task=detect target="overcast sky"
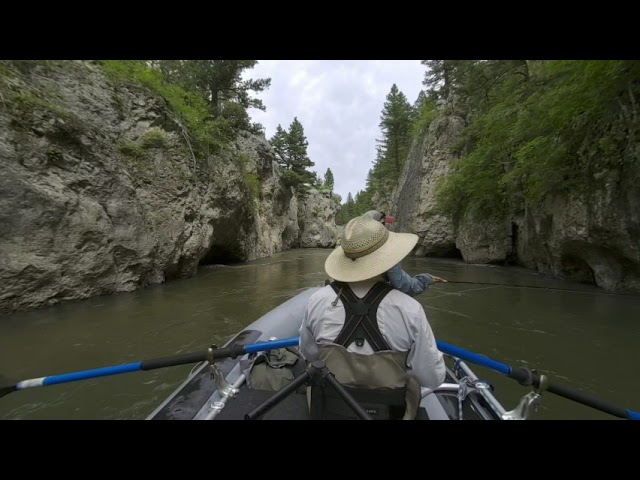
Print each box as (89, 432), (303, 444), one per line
(243, 60), (426, 202)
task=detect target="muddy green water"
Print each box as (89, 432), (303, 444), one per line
(1, 249), (638, 420)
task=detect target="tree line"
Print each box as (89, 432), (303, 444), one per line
(99, 60), (327, 194)
(429, 60), (640, 223)
(336, 60), (640, 226)
(269, 117), (334, 193)
(336, 82), (430, 225)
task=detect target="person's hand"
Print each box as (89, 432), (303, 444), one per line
(429, 275), (447, 283)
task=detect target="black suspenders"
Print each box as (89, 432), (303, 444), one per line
(329, 281), (393, 352)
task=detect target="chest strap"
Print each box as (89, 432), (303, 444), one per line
(329, 281), (393, 352)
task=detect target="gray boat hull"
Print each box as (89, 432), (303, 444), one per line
(147, 287), (505, 420)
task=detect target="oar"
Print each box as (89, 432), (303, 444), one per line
(436, 340), (640, 420)
(0, 337), (299, 399)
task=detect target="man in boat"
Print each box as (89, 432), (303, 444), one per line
(299, 215), (446, 420)
(362, 210), (448, 297)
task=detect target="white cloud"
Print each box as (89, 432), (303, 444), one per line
(242, 60), (425, 202)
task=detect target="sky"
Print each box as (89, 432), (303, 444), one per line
(242, 60), (426, 202)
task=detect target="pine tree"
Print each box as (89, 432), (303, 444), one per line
(269, 117), (316, 191)
(372, 84), (414, 191)
(157, 60), (270, 114)
(324, 168), (334, 191)
(345, 192), (355, 219)
(271, 125), (289, 169)
(287, 118), (314, 177)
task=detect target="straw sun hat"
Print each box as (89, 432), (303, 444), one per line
(325, 215), (418, 283)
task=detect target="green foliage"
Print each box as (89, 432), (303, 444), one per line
(378, 84), (414, 172)
(311, 170), (323, 188)
(99, 60), (269, 155)
(287, 117), (313, 170)
(154, 60), (271, 116)
(270, 117), (316, 192)
(336, 192), (356, 225)
(237, 152), (261, 200)
(119, 141), (146, 160)
(432, 60), (640, 222)
(141, 129), (169, 149)
(12, 91), (71, 119)
(411, 98), (439, 137)
(335, 188), (376, 225)
(100, 61), (221, 150)
(0, 66), (79, 134)
(280, 168), (314, 190)
(366, 84), (416, 200)
(244, 172), (261, 200)
(323, 168), (334, 191)
(270, 125), (288, 167)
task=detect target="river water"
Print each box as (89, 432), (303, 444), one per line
(1, 248), (638, 420)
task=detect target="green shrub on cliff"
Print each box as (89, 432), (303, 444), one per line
(100, 61), (222, 151)
(433, 60), (640, 222)
(99, 60), (269, 154)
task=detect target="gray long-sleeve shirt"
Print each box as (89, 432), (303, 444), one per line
(386, 263), (432, 297)
(299, 278), (446, 389)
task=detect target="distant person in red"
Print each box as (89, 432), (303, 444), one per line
(363, 211), (447, 296)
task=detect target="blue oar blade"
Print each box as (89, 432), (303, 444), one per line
(245, 337), (299, 353)
(42, 362), (143, 386)
(627, 410), (640, 420)
(15, 362), (143, 391)
(436, 340), (511, 376)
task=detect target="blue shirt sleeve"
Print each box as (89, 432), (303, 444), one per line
(386, 263), (432, 297)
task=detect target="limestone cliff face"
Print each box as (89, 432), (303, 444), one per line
(297, 188), (340, 248)
(517, 154), (640, 292)
(388, 99), (461, 257)
(0, 61), (336, 314)
(389, 93), (640, 292)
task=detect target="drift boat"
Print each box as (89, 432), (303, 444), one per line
(146, 287), (535, 420)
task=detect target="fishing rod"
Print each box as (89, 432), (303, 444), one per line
(439, 280), (638, 297)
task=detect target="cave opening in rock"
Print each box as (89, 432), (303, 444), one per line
(446, 246), (464, 259)
(560, 254), (596, 286)
(426, 244), (463, 259)
(199, 244), (244, 266)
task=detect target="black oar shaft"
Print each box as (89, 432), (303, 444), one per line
(141, 352), (208, 371)
(547, 381), (629, 419)
(140, 343), (249, 371)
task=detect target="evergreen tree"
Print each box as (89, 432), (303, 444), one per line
(154, 60), (270, 134)
(157, 60), (270, 115)
(269, 117), (316, 191)
(345, 192), (355, 219)
(434, 60), (640, 223)
(324, 168), (334, 191)
(271, 124), (289, 168)
(371, 84), (414, 193)
(287, 117), (315, 184)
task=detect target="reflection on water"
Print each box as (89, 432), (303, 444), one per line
(1, 249), (639, 420)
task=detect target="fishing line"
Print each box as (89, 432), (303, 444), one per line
(440, 280), (638, 297)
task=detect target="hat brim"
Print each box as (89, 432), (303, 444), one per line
(325, 231), (419, 283)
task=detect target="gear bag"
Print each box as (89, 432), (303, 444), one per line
(243, 346), (307, 392)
